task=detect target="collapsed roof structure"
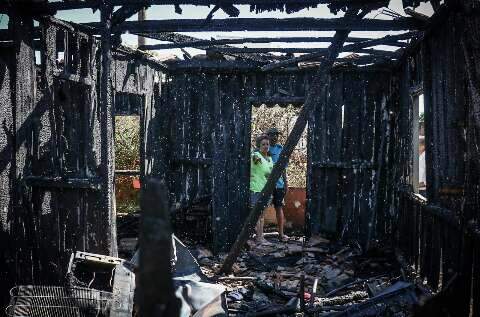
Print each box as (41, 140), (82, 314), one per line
(0, 0), (479, 315)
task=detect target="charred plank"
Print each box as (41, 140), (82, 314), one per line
(104, 17), (424, 33)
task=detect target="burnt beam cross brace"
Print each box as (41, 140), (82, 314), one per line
(261, 31), (419, 71)
(220, 7), (371, 274)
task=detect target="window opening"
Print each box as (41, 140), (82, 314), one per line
(412, 92), (426, 197)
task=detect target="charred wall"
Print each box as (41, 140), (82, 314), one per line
(393, 4), (480, 315)
(0, 15), (164, 303)
(0, 47), (14, 303)
(159, 66), (395, 252)
(307, 69), (394, 248)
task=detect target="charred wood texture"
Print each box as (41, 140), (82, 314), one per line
(8, 10), (36, 304)
(220, 7), (368, 274)
(0, 12), (163, 302)
(112, 4), (149, 26)
(104, 17), (424, 33)
(161, 64), (395, 254)
(394, 3), (480, 316)
(307, 71), (392, 245)
(0, 0), (395, 13)
(138, 35), (407, 50)
(207, 46), (400, 56)
(138, 179), (181, 317)
(100, 4), (118, 257)
(261, 31), (417, 71)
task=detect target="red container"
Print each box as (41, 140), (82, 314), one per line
(264, 187), (305, 229)
(284, 187), (306, 228)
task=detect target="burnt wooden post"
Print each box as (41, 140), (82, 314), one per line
(461, 4), (480, 131)
(220, 7), (370, 274)
(460, 2), (480, 315)
(0, 35), (13, 306)
(1, 9), (36, 301)
(10, 8), (36, 284)
(100, 3), (117, 256)
(137, 178), (181, 317)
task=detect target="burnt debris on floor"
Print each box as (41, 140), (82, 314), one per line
(1, 0), (480, 316)
(191, 235), (422, 316)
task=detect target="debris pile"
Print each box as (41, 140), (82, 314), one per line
(192, 234), (422, 316)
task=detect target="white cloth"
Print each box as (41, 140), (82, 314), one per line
(419, 151), (426, 184)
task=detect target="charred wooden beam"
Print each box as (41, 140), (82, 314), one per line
(312, 160), (376, 169)
(112, 4), (149, 26)
(138, 179), (181, 316)
(99, 3), (118, 256)
(114, 44), (169, 71)
(207, 47), (399, 56)
(398, 189), (480, 243)
(261, 31), (416, 70)
(24, 176), (102, 190)
(10, 10), (36, 287)
(166, 55), (390, 72)
(55, 71), (93, 86)
(171, 157), (212, 166)
(0, 0), (393, 12)
(136, 32), (278, 62)
(166, 60), (263, 72)
(404, 8), (430, 22)
(138, 36), (407, 50)
(220, 7), (369, 274)
(101, 17), (424, 33)
(248, 96), (305, 105)
(37, 15), (97, 37)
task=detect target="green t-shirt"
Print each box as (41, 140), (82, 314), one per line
(250, 151), (273, 193)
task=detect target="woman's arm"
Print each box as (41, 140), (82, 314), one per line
(252, 152), (261, 164)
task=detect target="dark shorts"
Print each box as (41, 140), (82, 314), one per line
(250, 191), (272, 208)
(272, 188), (286, 208)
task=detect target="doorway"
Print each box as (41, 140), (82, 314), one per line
(113, 92), (144, 215)
(250, 103), (307, 236)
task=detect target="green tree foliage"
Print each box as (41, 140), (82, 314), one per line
(252, 105), (307, 188)
(115, 116), (140, 213)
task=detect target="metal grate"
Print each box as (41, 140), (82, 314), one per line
(6, 286), (113, 317)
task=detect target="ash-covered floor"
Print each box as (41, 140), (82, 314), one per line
(187, 234), (423, 316)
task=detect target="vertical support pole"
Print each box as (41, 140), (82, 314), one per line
(138, 8), (147, 47)
(138, 179), (181, 317)
(10, 9), (36, 285)
(100, 4), (117, 256)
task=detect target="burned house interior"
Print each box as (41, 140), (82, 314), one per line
(0, 0), (480, 316)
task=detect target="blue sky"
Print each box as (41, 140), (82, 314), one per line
(0, 0), (433, 59)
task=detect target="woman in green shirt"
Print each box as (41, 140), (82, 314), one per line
(250, 134), (273, 245)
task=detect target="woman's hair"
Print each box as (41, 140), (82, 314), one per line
(255, 134), (270, 149)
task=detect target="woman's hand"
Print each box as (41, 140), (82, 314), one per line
(253, 156), (261, 164)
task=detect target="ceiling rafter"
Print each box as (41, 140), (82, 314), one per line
(261, 31), (418, 70)
(111, 4), (150, 26)
(138, 36), (408, 50)
(0, 0), (389, 13)
(98, 17), (424, 33)
(207, 47), (400, 56)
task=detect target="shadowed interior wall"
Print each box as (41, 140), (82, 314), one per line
(393, 5), (480, 315)
(307, 69), (393, 248)
(158, 67), (394, 252)
(0, 16), (164, 303)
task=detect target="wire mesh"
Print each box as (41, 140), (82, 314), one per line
(6, 285), (113, 317)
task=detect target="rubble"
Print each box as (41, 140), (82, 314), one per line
(189, 234), (423, 316)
